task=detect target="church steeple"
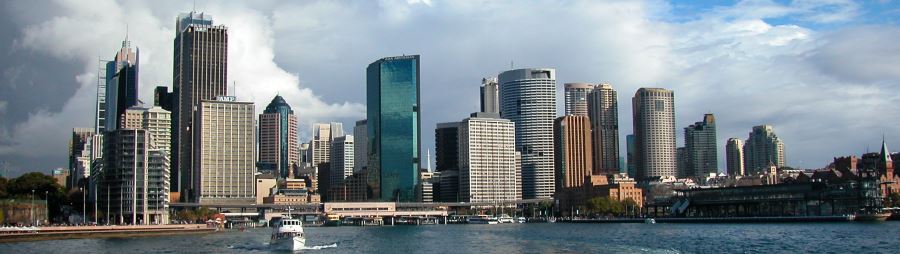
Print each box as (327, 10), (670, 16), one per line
(882, 137), (892, 163)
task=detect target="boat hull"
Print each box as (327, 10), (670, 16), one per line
(271, 236), (306, 251)
(855, 213), (891, 222)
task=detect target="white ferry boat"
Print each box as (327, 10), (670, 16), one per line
(497, 214), (515, 224)
(271, 216), (306, 251)
(466, 215), (499, 224)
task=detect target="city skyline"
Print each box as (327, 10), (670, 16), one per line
(1, 1), (900, 176)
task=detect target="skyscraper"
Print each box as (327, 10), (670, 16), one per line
(743, 125), (786, 174)
(171, 12), (228, 199)
(353, 120), (368, 174)
(726, 138), (744, 176)
(68, 128), (94, 189)
(684, 114), (718, 178)
(553, 115), (593, 190)
(587, 83), (619, 174)
(434, 122), (460, 172)
(434, 122), (460, 202)
(480, 77), (499, 114)
(564, 83), (594, 116)
(632, 88), (676, 180)
(366, 55), (421, 202)
(626, 134), (635, 178)
(458, 112), (519, 203)
(330, 135), (354, 188)
(193, 97), (255, 204)
(310, 123), (343, 166)
(499, 68), (556, 199)
(105, 39), (140, 131)
(259, 95), (299, 179)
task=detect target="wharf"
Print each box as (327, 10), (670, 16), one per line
(0, 224), (217, 243)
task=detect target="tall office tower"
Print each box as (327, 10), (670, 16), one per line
(726, 138), (745, 176)
(587, 83), (620, 174)
(564, 83), (595, 116)
(105, 39), (140, 131)
(676, 147), (688, 178)
(353, 120), (368, 173)
(553, 115), (593, 191)
(258, 95), (299, 179)
(366, 55), (421, 202)
(626, 134), (635, 178)
(300, 143), (310, 165)
(632, 88), (676, 180)
(99, 129), (170, 225)
(121, 107), (172, 152)
(330, 135), (354, 186)
(311, 123), (343, 166)
(684, 114), (718, 178)
(499, 68), (556, 199)
(480, 77), (499, 114)
(69, 128), (95, 189)
(458, 112), (518, 203)
(435, 122), (460, 172)
(434, 122), (460, 202)
(193, 97), (255, 204)
(743, 125), (786, 174)
(153, 86), (174, 111)
(171, 12), (228, 198)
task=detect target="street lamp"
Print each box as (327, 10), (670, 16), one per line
(30, 190), (35, 226)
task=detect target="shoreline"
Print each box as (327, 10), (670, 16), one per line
(562, 215), (859, 224)
(0, 224), (218, 243)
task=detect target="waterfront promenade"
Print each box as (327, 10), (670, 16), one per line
(0, 224), (217, 243)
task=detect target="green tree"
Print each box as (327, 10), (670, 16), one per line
(587, 197), (626, 217)
(0, 177), (8, 198)
(885, 192), (900, 208)
(622, 198), (638, 217)
(7, 172), (66, 221)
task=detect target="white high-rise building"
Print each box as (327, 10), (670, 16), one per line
(564, 83), (595, 116)
(726, 138), (745, 176)
(458, 112), (519, 204)
(311, 122), (344, 166)
(499, 68), (556, 199)
(194, 97), (256, 204)
(480, 77), (499, 114)
(632, 88), (676, 180)
(330, 135), (354, 185)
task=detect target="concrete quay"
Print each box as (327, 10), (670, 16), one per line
(0, 224), (217, 243)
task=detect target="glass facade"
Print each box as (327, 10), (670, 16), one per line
(367, 55), (421, 202)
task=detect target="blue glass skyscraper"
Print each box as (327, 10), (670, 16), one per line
(366, 55), (421, 202)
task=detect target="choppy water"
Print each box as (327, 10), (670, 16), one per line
(5, 222), (899, 253)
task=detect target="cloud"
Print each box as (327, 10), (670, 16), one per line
(0, 0), (898, 176)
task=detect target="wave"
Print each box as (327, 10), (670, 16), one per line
(301, 243), (338, 250)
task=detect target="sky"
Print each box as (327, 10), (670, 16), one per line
(0, 0), (899, 177)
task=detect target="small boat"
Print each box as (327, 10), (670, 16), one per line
(855, 211), (891, 222)
(467, 215), (499, 224)
(270, 216), (306, 251)
(516, 217), (527, 223)
(644, 218), (656, 224)
(497, 214), (515, 224)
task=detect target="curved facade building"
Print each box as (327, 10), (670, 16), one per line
(499, 68), (556, 199)
(632, 88), (676, 180)
(564, 83), (594, 116)
(259, 95), (299, 179)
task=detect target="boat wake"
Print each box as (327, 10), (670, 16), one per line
(301, 243), (338, 250)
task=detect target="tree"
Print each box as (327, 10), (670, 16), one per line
(885, 192), (900, 208)
(587, 197), (626, 217)
(622, 198), (638, 217)
(6, 172), (66, 221)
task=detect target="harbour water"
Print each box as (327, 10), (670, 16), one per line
(5, 222), (899, 253)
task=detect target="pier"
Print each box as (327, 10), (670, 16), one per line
(0, 224), (217, 243)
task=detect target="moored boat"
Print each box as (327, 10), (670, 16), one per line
(467, 215), (499, 224)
